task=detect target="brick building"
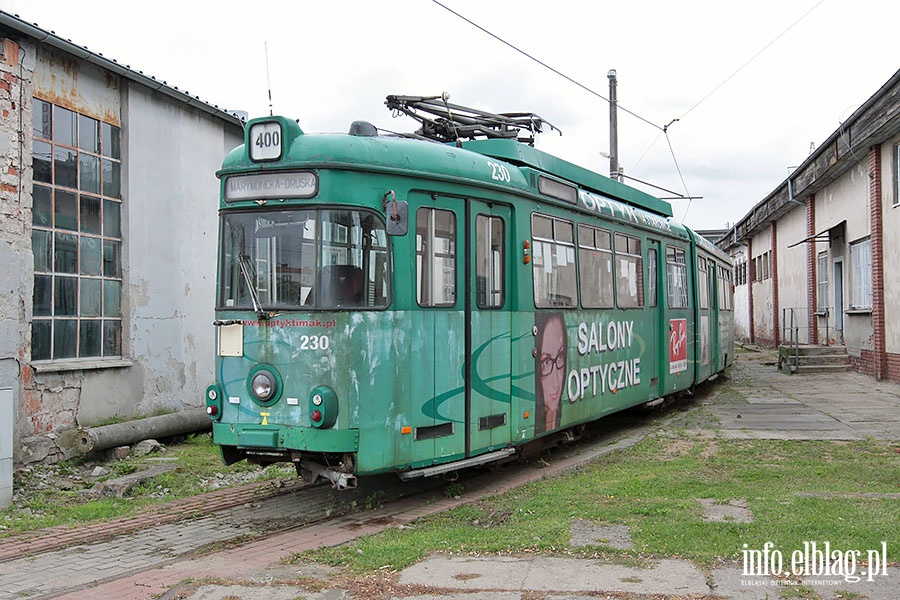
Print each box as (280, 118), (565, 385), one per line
(720, 68), (900, 380)
(0, 10), (245, 498)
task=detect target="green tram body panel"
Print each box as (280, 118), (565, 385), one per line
(208, 114), (734, 478)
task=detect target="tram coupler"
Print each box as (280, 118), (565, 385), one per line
(300, 459), (357, 490)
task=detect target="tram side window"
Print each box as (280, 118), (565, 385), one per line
(476, 214), (505, 309)
(577, 224), (613, 308)
(417, 208), (457, 307)
(532, 214), (576, 308)
(698, 257), (709, 309)
(666, 246), (689, 308)
(648, 248), (658, 307)
(614, 233), (643, 308)
(718, 265), (733, 310)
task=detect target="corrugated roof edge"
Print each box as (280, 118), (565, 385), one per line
(0, 10), (245, 127)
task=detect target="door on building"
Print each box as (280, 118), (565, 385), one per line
(833, 257), (844, 345)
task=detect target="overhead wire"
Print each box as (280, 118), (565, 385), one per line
(430, 0), (699, 217)
(677, 0), (826, 122)
(429, 0), (664, 132)
(671, 0), (825, 220)
(430, 0), (825, 223)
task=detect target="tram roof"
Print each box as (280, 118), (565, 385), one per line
(221, 116), (672, 219)
(460, 139), (672, 218)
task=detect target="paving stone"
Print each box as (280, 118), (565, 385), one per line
(698, 498), (754, 523)
(569, 519), (633, 549)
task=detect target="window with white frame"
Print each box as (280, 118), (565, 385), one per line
(32, 98), (123, 361)
(893, 144), (899, 208)
(849, 238), (872, 309)
(817, 251), (828, 312)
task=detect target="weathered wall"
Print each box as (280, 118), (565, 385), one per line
(118, 84), (240, 419)
(0, 37), (33, 503)
(1, 34), (243, 463)
(818, 162), (871, 354)
(0, 37), (34, 462)
(21, 44), (124, 445)
(881, 135), (900, 356)
(750, 227), (773, 344)
(729, 244), (750, 342)
(775, 204), (808, 342)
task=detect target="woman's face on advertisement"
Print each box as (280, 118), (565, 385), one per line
(540, 318), (565, 405)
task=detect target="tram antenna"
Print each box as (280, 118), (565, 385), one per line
(264, 42), (274, 116)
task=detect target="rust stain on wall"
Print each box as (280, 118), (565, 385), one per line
(34, 46), (121, 126)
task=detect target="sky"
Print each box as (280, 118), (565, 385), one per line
(2, 0), (898, 231)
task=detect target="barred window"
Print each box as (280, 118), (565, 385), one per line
(32, 99), (123, 361)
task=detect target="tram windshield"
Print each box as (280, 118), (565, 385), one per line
(220, 209), (390, 310)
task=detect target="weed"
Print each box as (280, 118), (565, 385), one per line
(365, 490), (387, 510)
(444, 483), (464, 498)
(2, 434), (294, 536)
(292, 436), (899, 574)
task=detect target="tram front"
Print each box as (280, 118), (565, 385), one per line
(205, 117), (393, 489)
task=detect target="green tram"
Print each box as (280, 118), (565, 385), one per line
(205, 96), (734, 489)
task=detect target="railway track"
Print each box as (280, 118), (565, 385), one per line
(0, 406), (663, 599)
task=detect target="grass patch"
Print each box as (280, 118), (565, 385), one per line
(294, 436), (900, 573)
(1, 433), (294, 536)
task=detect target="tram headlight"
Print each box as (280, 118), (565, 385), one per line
(251, 372), (276, 400)
(247, 365), (282, 405)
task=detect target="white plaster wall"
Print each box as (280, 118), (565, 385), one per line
(88, 84), (243, 419)
(881, 137), (900, 354)
(28, 44), (243, 425)
(819, 162), (871, 244)
(733, 284), (750, 341)
(776, 205), (808, 342)
(729, 244), (750, 341)
(750, 227), (773, 343)
(817, 162), (872, 353)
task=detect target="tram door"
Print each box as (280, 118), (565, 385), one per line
(411, 197), (468, 467)
(707, 260), (720, 373)
(647, 239), (665, 400)
(466, 201), (512, 456)
(410, 196), (511, 468)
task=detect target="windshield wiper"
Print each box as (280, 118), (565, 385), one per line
(237, 253), (267, 320)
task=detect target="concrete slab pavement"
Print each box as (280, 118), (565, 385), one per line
(6, 349), (899, 600)
(142, 350), (900, 599)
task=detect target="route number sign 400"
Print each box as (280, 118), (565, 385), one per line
(249, 122), (282, 161)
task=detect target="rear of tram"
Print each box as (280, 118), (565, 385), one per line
(205, 117), (393, 489)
